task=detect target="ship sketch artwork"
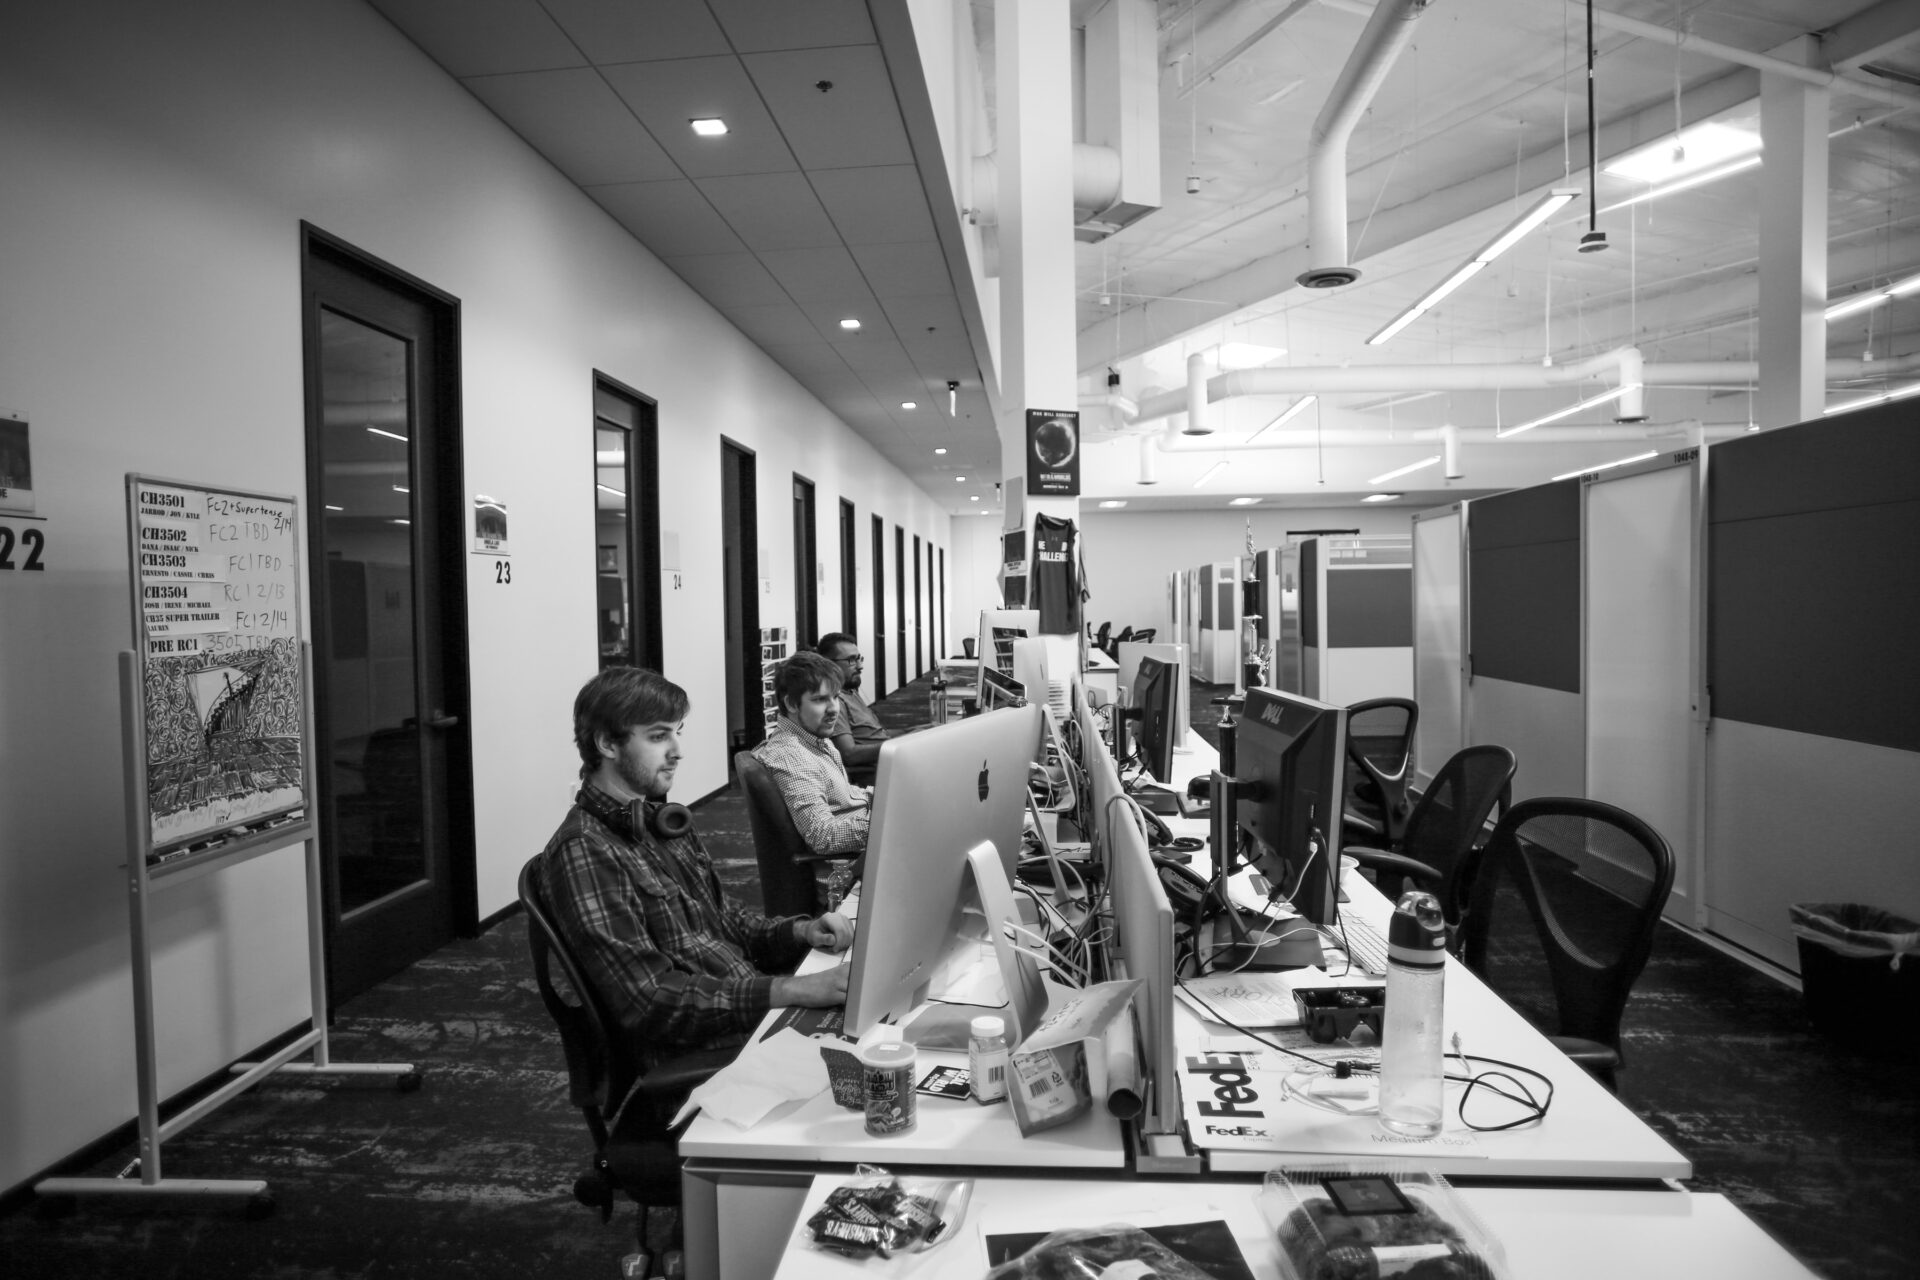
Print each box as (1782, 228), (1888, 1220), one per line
(145, 636), (304, 843)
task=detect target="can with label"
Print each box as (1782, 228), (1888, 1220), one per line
(968, 1015), (1009, 1104)
(859, 1040), (917, 1136)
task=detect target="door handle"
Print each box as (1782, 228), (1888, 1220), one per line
(426, 710), (460, 730)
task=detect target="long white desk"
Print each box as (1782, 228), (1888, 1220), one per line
(769, 1173), (1816, 1280)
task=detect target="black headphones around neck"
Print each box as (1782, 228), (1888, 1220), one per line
(581, 784), (692, 841)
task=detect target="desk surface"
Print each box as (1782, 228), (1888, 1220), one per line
(770, 1173), (1814, 1280)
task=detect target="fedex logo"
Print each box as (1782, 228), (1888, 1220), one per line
(1183, 1050), (1267, 1119)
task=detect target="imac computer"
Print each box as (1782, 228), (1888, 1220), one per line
(978, 665), (1026, 712)
(843, 703), (1045, 1036)
(976, 608), (1039, 683)
(1231, 686), (1347, 933)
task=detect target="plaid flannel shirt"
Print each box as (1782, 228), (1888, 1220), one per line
(753, 714), (871, 857)
(538, 782), (808, 1071)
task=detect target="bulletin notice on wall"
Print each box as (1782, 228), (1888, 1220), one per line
(128, 476), (307, 855)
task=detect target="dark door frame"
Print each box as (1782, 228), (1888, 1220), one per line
(839, 498), (858, 636)
(593, 371), (662, 671)
(721, 439), (762, 753)
(894, 525), (907, 685)
(937, 545), (946, 658)
(792, 473), (818, 649)
(870, 514), (887, 696)
(912, 533), (923, 677)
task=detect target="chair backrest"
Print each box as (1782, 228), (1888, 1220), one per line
(1130, 627), (1155, 644)
(1399, 744), (1516, 923)
(733, 751), (824, 918)
(1094, 621), (1112, 653)
(518, 855), (632, 1138)
(1344, 697), (1419, 843)
(1459, 797), (1675, 1056)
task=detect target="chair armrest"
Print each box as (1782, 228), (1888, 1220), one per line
(1344, 846), (1443, 888)
(634, 1047), (736, 1105)
(1342, 809), (1385, 841)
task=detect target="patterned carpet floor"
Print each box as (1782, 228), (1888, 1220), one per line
(4, 675), (1913, 1278)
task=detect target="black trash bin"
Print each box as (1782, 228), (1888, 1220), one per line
(1790, 903), (1920, 1052)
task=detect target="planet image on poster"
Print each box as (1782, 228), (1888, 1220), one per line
(1032, 415), (1077, 469)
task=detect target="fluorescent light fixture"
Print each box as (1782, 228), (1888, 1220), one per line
(391, 485), (410, 494)
(839, 317), (861, 331)
(324, 504), (344, 512)
(900, 400), (918, 410)
(1606, 122), (1760, 184)
(1098, 500), (1127, 509)
(389, 518), (410, 526)
(1256, 78), (1304, 106)
(933, 447), (948, 455)
(1496, 384), (1638, 438)
(1825, 269), (1920, 321)
(1228, 497), (1262, 506)
(1247, 395), (1316, 441)
(1193, 461), (1229, 488)
(596, 483), (625, 498)
(366, 426), (408, 442)
(1824, 380), (1920, 416)
(1551, 450), (1659, 483)
(1368, 455), (1441, 485)
(1368, 189), (1578, 346)
(1599, 154), (1761, 214)
(689, 117), (728, 136)
(1363, 493), (1401, 503)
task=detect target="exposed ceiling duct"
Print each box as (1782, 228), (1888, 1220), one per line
(1298, 0), (1433, 288)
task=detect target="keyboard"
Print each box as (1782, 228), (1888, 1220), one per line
(1334, 915), (1390, 977)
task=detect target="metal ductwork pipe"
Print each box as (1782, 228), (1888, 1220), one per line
(1183, 353), (1211, 434)
(969, 144), (1124, 227)
(1148, 419), (1748, 452)
(1299, 0), (1432, 288)
(1137, 432), (1159, 484)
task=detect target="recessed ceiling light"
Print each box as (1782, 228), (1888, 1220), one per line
(1098, 500), (1127, 509)
(933, 447), (948, 455)
(955, 476), (965, 482)
(970, 495), (980, 501)
(901, 401), (917, 410)
(1363, 493), (1401, 503)
(689, 117), (728, 136)
(839, 318), (861, 331)
(1229, 497), (1261, 506)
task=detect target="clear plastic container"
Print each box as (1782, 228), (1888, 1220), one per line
(1257, 1163), (1509, 1280)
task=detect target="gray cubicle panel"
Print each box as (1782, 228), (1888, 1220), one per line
(1411, 504), (1466, 789)
(1465, 480), (1585, 801)
(1294, 536), (1413, 709)
(1701, 401), (1920, 970)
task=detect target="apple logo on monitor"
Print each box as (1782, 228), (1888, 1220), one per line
(977, 759), (990, 802)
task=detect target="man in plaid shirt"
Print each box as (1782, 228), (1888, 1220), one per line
(540, 667), (851, 1072)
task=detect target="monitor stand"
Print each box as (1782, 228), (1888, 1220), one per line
(1200, 910), (1325, 972)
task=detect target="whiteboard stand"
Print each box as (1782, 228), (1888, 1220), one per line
(35, 646), (417, 1215)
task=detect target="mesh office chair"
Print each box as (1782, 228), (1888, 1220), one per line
(517, 857), (731, 1251)
(1342, 744), (1516, 926)
(733, 750), (845, 918)
(1458, 798), (1675, 1092)
(1342, 697), (1419, 846)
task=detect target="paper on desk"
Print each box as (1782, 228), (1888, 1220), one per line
(1173, 969), (1342, 1028)
(670, 1028), (828, 1129)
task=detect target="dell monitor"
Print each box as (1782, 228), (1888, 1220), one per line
(843, 703), (1044, 1036)
(1131, 655), (1180, 787)
(1232, 686), (1347, 930)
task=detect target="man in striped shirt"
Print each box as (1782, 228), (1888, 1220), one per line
(539, 667), (851, 1074)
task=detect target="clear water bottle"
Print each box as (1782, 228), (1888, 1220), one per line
(1378, 889), (1448, 1138)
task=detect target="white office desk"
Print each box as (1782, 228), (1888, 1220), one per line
(769, 1174), (1815, 1280)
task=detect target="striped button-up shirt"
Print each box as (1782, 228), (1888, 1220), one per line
(753, 713), (871, 856)
(538, 782), (808, 1071)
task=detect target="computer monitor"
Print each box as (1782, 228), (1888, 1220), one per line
(979, 665), (1026, 712)
(1131, 654), (1180, 786)
(843, 703), (1045, 1036)
(1232, 686), (1347, 928)
(977, 608), (1039, 685)
(1116, 640), (1189, 750)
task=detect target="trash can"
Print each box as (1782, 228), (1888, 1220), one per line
(1789, 903), (1920, 1052)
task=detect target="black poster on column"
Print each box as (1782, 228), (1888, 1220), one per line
(1025, 409), (1080, 496)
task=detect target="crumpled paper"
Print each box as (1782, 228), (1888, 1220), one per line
(670, 1028), (829, 1129)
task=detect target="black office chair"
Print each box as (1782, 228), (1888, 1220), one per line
(1130, 628), (1156, 644)
(734, 751), (847, 918)
(517, 858), (731, 1242)
(1093, 620), (1113, 658)
(1342, 744), (1516, 927)
(1457, 797), (1675, 1092)
(1342, 697), (1419, 846)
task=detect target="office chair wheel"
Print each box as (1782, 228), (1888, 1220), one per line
(245, 1191), (277, 1221)
(575, 1169), (616, 1221)
(397, 1069), (424, 1093)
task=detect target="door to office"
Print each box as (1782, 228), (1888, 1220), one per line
(721, 441), (762, 754)
(301, 228), (473, 1005)
(869, 515), (887, 695)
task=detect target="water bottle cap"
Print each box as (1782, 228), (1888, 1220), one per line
(970, 1015), (1005, 1039)
(1388, 889), (1448, 958)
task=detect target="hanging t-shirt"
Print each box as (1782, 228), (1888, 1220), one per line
(1029, 513), (1085, 636)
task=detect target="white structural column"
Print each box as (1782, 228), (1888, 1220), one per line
(993, 0), (1081, 588)
(1756, 38), (1829, 430)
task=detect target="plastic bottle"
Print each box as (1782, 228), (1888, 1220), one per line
(968, 1015), (1010, 1104)
(1378, 889), (1449, 1139)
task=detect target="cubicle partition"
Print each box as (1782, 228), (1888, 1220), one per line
(1411, 505), (1466, 788)
(1701, 402), (1920, 970)
(1193, 560), (1241, 684)
(1291, 535), (1413, 707)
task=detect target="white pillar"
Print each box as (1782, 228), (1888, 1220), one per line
(994, 0), (1081, 610)
(1756, 39), (1829, 429)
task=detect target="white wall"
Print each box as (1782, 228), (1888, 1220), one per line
(1080, 507), (1417, 642)
(0, 0), (949, 1194)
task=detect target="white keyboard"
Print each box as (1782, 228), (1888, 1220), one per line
(1333, 915), (1390, 977)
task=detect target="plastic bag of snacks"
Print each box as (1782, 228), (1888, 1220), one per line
(802, 1166), (972, 1260)
(982, 1225), (1222, 1280)
(1257, 1163), (1510, 1280)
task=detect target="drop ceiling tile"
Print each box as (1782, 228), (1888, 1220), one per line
(708, 0), (876, 52)
(851, 242), (954, 298)
(879, 294), (966, 337)
(760, 247), (872, 301)
(742, 46), (912, 170)
(664, 253), (790, 307)
(721, 302), (823, 346)
(761, 343), (853, 374)
(540, 0), (729, 63)
(694, 173), (840, 251)
(832, 335), (918, 373)
(810, 166), (937, 245)
(601, 57), (797, 178)
(586, 180), (743, 256)
(462, 68), (677, 185)
(792, 295), (887, 340)
(368, 0), (584, 77)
